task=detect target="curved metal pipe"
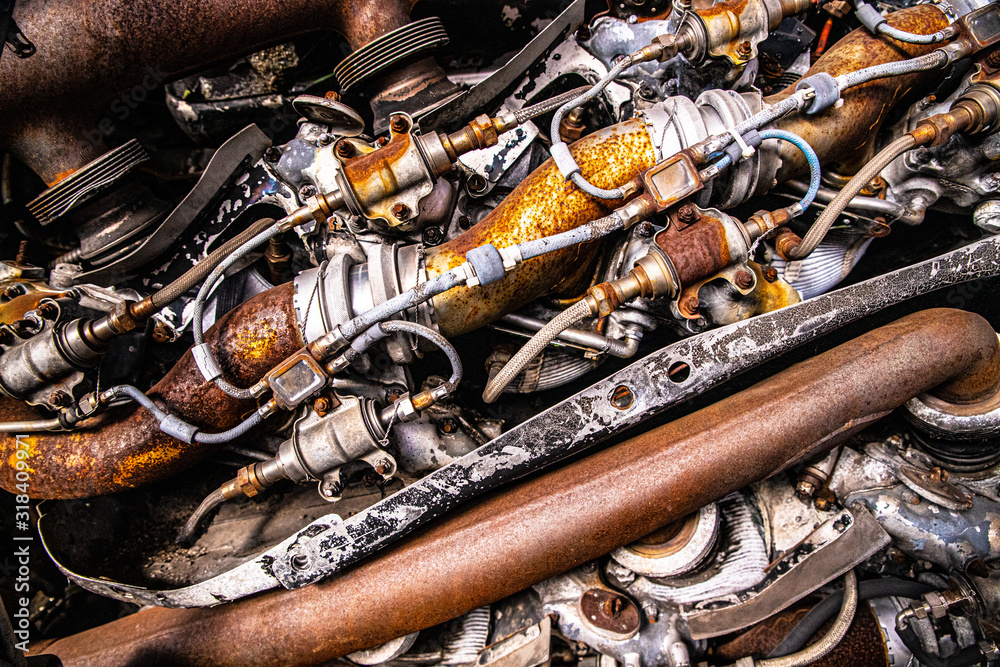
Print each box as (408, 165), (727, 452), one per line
(2, 0), (418, 184)
(33, 308), (1000, 666)
(769, 4), (950, 180)
(0, 282), (302, 499)
(425, 118), (658, 337)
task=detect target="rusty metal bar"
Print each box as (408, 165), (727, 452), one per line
(0, 282), (302, 499)
(33, 308), (1000, 666)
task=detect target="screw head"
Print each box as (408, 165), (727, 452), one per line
(680, 295), (701, 315)
(313, 396), (331, 415)
(2, 284), (26, 301)
(422, 226), (444, 246)
(391, 203), (411, 221)
(762, 266), (778, 282)
(374, 459), (392, 475)
(335, 140), (355, 158)
(264, 146), (282, 163)
(636, 221), (655, 237)
(458, 214), (472, 230)
(300, 184), (318, 198)
(638, 84), (656, 101)
(318, 133), (333, 146)
(734, 270), (755, 290)
(49, 391), (71, 407)
(736, 40), (753, 59)
(677, 203), (698, 224)
(437, 417), (459, 434)
(389, 115), (410, 134)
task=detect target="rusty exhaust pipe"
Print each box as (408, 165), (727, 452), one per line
(771, 4), (950, 178)
(0, 283), (302, 498)
(2, 0), (423, 184)
(33, 308), (1000, 666)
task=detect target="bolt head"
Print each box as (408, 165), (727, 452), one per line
(264, 146), (282, 163)
(335, 140), (355, 158)
(318, 133), (333, 146)
(677, 203), (698, 224)
(391, 203), (411, 220)
(300, 184), (318, 198)
(389, 115), (410, 134)
(49, 391), (71, 407)
(636, 221), (655, 237)
(762, 266), (778, 282)
(734, 270), (755, 290)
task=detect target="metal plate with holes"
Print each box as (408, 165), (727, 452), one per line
(40, 234), (1000, 606)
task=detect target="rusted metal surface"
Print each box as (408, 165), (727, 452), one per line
(0, 0), (418, 183)
(0, 282), (302, 499)
(426, 119), (657, 337)
(712, 601), (890, 666)
(33, 309), (999, 666)
(771, 4), (950, 178)
(656, 216), (733, 287)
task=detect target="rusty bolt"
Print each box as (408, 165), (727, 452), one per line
(151, 321), (171, 343)
(300, 184), (318, 198)
(324, 91), (340, 101)
(636, 221), (655, 237)
(15, 240), (28, 265)
(762, 266), (778, 283)
(734, 270), (755, 290)
(391, 203), (411, 221)
(736, 40), (753, 60)
(422, 226), (444, 246)
(2, 284), (26, 301)
(318, 133), (333, 146)
(677, 203), (698, 224)
(928, 467), (948, 483)
(49, 391), (71, 407)
(377, 136), (390, 147)
(458, 214), (472, 230)
(313, 396), (331, 416)
(389, 115), (410, 134)
(680, 295), (701, 315)
(374, 459), (392, 475)
(264, 146), (282, 163)
(986, 49), (1000, 69)
(335, 140), (355, 158)
(37, 302), (58, 320)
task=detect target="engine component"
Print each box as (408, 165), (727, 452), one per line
(33, 308), (1000, 664)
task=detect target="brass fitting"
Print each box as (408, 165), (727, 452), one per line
(774, 227), (803, 261)
(278, 191), (345, 231)
(439, 114), (501, 162)
(222, 463), (271, 499)
(744, 208), (794, 242)
(582, 250), (678, 316)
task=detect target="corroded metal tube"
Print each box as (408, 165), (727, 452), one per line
(0, 283), (302, 499)
(426, 119), (657, 337)
(771, 4), (951, 178)
(33, 309), (1000, 666)
(2, 0), (418, 184)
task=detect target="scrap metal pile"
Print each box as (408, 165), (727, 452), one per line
(2, 0), (1000, 664)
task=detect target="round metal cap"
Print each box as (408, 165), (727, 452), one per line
(292, 95), (365, 137)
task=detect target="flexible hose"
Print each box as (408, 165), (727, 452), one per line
(350, 320), (463, 390)
(177, 487), (227, 546)
(788, 135), (916, 259)
(104, 384), (264, 445)
(514, 86), (591, 125)
(191, 220), (283, 399)
(755, 570), (858, 667)
(768, 577), (935, 658)
(758, 129), (820, 214)
(836, 50), (949, 89)
(549, 56), (634, 200)
(483, 298), (592, 403)
(854, 0), (950, 45)
(149, 217), (277, 310)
